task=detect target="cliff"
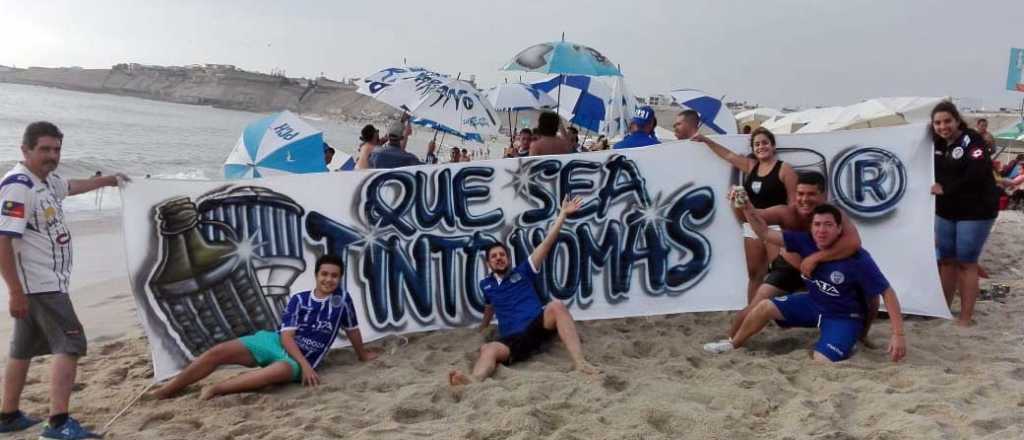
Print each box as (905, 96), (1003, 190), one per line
(0, 64), (399, 119)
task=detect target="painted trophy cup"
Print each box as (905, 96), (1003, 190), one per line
(148, 197), (277, 357)
(196, 186), (306, 317)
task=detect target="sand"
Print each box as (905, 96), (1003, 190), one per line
(1, 212), (1023, 439)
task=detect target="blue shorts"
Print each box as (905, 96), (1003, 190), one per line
(770, 294), (863, 362)
(239, 330), (301, 381)
(935, 216), (994, 263)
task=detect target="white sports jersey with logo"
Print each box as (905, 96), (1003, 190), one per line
(0, 163), (72, 294)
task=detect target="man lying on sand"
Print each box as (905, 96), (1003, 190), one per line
(449, 197), (598, 387)
(715, 172), (865, 344)
(704, 201), (907, 363)
(154, 255), (377, 400)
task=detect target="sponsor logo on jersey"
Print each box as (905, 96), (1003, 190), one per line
(829, 271), (845, 285)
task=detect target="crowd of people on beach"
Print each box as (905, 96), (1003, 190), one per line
(0, 100), (1020, 438)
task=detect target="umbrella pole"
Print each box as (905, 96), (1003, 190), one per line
(556, 74), (564, 115)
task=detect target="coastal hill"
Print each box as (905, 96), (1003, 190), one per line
(0, 63), (400, 120)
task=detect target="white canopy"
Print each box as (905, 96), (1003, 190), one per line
(789, 97), (944, 134)
(735, 107), (783, 123)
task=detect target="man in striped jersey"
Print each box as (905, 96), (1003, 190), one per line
(153, 254), (377, 400)
(0, 121), (127, 439)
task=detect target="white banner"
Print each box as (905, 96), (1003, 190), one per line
(122, 123), (946, 381)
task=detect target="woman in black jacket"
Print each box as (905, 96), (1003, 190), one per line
(930, 101), (999, 327)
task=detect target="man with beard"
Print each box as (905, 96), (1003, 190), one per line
(448, 196), (598, 387)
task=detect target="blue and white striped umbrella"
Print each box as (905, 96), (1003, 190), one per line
(669, 89), (738, 135)
(224, 110), (329, 179)
(532, 74), (639, 138)
(503, 40), (622, 77)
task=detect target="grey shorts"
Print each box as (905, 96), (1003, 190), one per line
(9, 292), (87, 359)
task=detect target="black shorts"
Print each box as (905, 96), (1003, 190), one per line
(763, 256), (805, 293)
(498, 314), (555, 365)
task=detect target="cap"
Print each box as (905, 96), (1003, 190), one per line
(386, 121), (405, 139)
(632, 106), (655, 126)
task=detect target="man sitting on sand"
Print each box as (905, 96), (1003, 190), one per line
(705, 202), (907, 363)
(448, 197), (598, 387)
(155, 255), (377, 400)
(715, 172), (865, 344)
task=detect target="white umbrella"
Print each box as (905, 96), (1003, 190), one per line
(485, 83), (557, 111)
(358, 66), (500, 143)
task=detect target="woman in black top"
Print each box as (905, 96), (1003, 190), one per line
(930, 101), (999, 327)
(694, 128), (798, 303)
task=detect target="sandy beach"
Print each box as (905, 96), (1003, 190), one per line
(1, 211), (1023, 439)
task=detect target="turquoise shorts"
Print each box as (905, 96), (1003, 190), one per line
(239, 330), (301, 381)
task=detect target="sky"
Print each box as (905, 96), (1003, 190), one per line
(1, 0), (1022, 110)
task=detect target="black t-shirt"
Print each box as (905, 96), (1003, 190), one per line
(934, 129), (999, 220)
(743, 160), (789, 209)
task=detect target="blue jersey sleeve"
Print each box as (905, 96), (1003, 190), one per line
(855, 252), (890, 297)
(280, 293), (302, 331)
(782, 231), (815, 258)
(338, 291), (359, 330)
(517, 259), (539, 281)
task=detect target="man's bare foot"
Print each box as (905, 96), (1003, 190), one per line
(448, 370), (473, 387)
(199, 385), (218, 401)
(573, 361), (600, 375)
(954, 319), (975, 328)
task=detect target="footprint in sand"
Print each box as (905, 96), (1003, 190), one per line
(138, 411), (175, 431)
(390, 404), (443, 424)
(98, 340), (127, 356)
(602, 374), (629, 393)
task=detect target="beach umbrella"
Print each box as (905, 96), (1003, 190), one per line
(995, 120), (1024, 150)
(735, 107), (783, 123)
(224, 110), (328, 179)
(670, 89), (737, 135)
(502, 39), (622, 77)
(531, 74), (613, 133)
(485, 82), (557, 111)
(604, 76), (641, 139)
(358, 66), (500, 143)
(996, 120), (1024, 141)
(503, 36), (622, 113)
(485, 82), (557, 138)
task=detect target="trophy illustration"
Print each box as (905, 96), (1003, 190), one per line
(148, 197), (278, 357)
(196, 186), (306, 317)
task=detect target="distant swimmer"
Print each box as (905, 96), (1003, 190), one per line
(705, 201), (907, 364)
(154, 255), (378, 400)
(448, 196), (598, 388)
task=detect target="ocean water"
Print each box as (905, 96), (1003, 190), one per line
(0, 82), (495, 216)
